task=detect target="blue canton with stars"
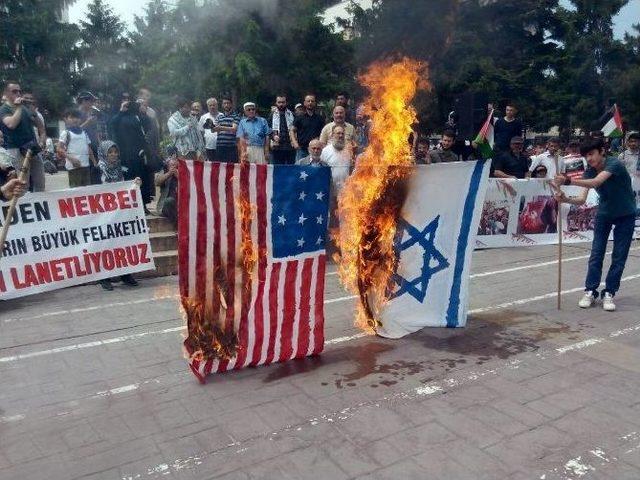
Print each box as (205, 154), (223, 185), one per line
(271, 165), (331, 258)
(388, 215), (450, 302)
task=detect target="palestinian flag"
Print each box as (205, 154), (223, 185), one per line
(474, 109), (495, 159)
(601, 104), (623, 138)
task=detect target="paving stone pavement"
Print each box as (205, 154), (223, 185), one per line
(2, 242), (640, 479)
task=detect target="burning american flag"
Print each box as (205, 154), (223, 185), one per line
(178, 160), (330, 382)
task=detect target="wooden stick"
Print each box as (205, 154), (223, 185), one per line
(0, 149), (34, 263)
(553, 158), (562, 310)
(557, 200), (563, 310)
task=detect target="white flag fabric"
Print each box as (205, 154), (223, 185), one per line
(378, 161), (490, 338)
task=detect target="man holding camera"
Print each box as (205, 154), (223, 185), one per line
(0, 81), (45, 191)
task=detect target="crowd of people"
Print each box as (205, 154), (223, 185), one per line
(1, 81), (639, 306)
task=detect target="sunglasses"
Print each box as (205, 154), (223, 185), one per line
(245, 107), (256, 111)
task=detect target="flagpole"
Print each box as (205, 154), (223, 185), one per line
(554, 157), (562, 310)
(557, 200), (563, 310)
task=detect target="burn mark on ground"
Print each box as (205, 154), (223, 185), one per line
(263, 309), (583, 389)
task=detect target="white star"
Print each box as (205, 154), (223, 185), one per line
(315, 191), (325, 201)
(299, 191), (307, 201)
(277, 214), (286, 225)
(298, 213), (307, 225)
(300, 171), (308, 181)
(316, 215), (323, 224)
(316, 236), (324, 245)
(297, 238), (305, 247)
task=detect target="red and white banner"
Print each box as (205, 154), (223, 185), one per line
(0, 182), (154, 299)
(178, 161), (330, 380)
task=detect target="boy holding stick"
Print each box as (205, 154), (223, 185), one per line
(554, 137), (636, 312)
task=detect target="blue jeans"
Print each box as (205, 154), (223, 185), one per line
(295, 148), (309, 162)
(585, 214), (635, 296)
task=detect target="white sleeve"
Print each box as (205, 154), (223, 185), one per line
(167, 116), (190, 137)
(529, 154), (541, 172)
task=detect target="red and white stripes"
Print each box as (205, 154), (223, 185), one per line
(178, 160), (325, 381)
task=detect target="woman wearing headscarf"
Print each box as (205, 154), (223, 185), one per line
(96, 140), (141, 291)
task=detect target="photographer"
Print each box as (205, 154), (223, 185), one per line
(109, 96), (153, 211)
(0, 81), (44, 190)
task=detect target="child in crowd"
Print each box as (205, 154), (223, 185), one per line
(155, 146), (178, 228)
(96, 140), (141, 291)
(57, 109), (97, 188)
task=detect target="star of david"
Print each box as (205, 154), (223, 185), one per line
(388, 215), (450, 302)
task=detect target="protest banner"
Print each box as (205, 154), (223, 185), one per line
(0, 182), (155, 299)
(476, 178), (640, 249)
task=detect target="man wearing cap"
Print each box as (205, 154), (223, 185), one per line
(492, 136), (531, 179)
(77, 92), (104, 148)
(236, 102), (270, 164)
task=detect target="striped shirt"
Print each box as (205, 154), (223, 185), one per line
(216, 112), (240, 148)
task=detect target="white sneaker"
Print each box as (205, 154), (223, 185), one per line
(602, 293), (616, 312)
(578, 291), (596, 308)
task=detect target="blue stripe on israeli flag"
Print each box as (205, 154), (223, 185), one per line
(446, 160), (487, 327)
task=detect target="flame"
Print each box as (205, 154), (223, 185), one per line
(334, 57), (428, 332)
(239, 196), (258, 279)
(181, 177), (258, 364)
(181, 296), (237, 362)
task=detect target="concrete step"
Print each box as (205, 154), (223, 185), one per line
(150, 231), (178, 252)
(146, 214), (175, 234)
(139, 249), (178, 278)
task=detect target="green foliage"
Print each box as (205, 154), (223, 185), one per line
(76, 0), (133, 107)
(342, 0), (640, 134)
(0, 0), (79, 118)
(2, 0), (639, 134)
(126, 0), (355, 114)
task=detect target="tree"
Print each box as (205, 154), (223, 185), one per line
(545, 0), (630, 132)
(341, 0), (561, 132)
(77, 0), (132, 108)
(127, 0), (354, 114)
(0, 0), (80, 118)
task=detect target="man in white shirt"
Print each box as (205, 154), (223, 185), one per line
(529, 137), (561, 179)
(319, 106), (355, 146)
(320, 125), (353, 194)
(199, 97), (224, 162)
(619, 132), (639, 180)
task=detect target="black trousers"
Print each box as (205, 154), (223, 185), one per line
(271, 149), (296, 165)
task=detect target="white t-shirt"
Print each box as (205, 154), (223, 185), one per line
(529, 151), (560, 178)
(60, 129), (91, 170)
(319, 122), (355, 146)
(321, 144), (352, 191)
(199, 112), (223, 150)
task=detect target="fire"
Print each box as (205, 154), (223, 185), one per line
(239, 196), (257, 279)
(181, 184), (258, 363)
(181, 296), (237, 362)
(334, 57), (428, 332)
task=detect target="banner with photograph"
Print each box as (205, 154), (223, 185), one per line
(476, 178), (640, 249)
(0, 182), (155, 299)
